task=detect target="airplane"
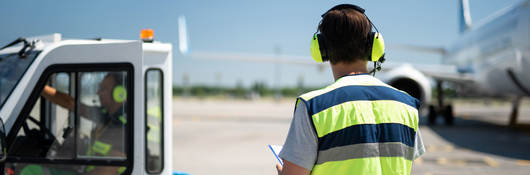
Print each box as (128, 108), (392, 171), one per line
(177, 0), (530, 126)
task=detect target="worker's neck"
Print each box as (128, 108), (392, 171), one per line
(108, 103), (122, 116)
(331, 60), (368, 81)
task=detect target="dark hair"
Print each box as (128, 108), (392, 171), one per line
(105, 72), (125, 87)
(318, 7), (372, 64)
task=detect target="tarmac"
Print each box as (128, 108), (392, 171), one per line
(171, 97), (530, 175)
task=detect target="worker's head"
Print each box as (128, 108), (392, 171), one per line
(97, 73), (126, 113)
(317, 5), (372, 65)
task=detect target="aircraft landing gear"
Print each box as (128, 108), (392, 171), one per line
(427, 80), (454, 126)
(427, 104), (454, 125)
(508, 97), (521, 126)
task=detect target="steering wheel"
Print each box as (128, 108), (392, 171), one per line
(22, 115), (57, 142)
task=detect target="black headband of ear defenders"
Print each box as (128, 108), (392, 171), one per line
(322, 4), (365, 17)
(321, 4), (379, 33)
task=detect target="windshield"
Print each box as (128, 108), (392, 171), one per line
(0, 51), (40, 109)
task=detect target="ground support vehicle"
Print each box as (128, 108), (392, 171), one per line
(0, 33), (173, 175)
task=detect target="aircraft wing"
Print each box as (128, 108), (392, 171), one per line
(401, 63), (474, 84)
(382, 43), (475, 84)
(189, 51), (319, 66)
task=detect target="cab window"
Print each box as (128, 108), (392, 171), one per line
(6, 64), (132, 175)
(145, 69), (164, 173)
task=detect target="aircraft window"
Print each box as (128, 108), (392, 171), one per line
(145, 69), (164, 173)
(6, 69), (131, 175)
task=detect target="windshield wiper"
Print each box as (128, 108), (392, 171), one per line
(0, 38), (37, 58)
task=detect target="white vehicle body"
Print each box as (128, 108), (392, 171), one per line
(0, 33), (173, 175)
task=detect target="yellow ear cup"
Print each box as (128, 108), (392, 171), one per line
(113, 85), (127, 103)
(371, 32), (385, 62)
(310, 34), (323, 63)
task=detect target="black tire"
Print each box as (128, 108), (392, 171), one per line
(444, 105), (454, 125)
(428, 105), (437, 125)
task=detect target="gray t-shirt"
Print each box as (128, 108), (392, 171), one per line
(279, 102), (425, 171)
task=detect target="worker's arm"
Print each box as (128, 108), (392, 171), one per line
(41, 85), (93, 116)
(41, 85), (75, 111)
(276, 160), (310, 175)
(277, 101), (318, 174)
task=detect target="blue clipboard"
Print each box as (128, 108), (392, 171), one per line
(268, 144), (283, 165)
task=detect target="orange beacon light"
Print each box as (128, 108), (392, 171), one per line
(140, 29), (154, 43)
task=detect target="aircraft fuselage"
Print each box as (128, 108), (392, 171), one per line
(445, 0), (530, 97)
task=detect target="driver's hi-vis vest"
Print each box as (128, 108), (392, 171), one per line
(85, 113), (127, 174)
(297, 74), (420, 175)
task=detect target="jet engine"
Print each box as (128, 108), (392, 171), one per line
(378, 64), (432, 109)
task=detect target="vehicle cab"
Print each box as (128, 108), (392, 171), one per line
(0, 33), (173, 175)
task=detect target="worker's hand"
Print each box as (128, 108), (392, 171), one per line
(276, 160), (311, 175)
(276, 163), (283, 175)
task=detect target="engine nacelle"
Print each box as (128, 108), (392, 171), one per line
(378, 64), (432, 108)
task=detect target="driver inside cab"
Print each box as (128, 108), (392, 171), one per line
(19, 73), (127, 175)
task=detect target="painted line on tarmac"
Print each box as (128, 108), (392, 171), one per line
(516, 160), (530, 166)
(436, 157), (448, 165)
(414, 158), (423, 165)
(426, 145), (454, 152)
(483, 157), (499, 167)
(428, 157), (499, 167)
(434, 157), (467, 166)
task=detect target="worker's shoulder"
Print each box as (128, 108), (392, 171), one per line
(299, 75), (383, 101)
(298, 75), (416, 102)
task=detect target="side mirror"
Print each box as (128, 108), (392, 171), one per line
(0, 117), (6, 162)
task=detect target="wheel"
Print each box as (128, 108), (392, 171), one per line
(428, 105), (437, 125)
(443, 105), (454, 125)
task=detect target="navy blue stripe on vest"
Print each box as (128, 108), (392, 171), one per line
(306, 85), (419, 116)
(317, 123), (416, 151)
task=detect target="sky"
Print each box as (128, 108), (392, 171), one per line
(0, 0), (522, 88)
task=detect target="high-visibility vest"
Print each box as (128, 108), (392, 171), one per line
(85, 114), (127, 174)
(297, 74), (420, 175)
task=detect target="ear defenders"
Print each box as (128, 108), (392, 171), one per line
(112, 85), (127, 103)
(310, 4), (385, 64)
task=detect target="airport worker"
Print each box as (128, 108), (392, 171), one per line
(20, 73), (127, 175)
(81, 72), (127, 175)
(276, 4), (425, 175)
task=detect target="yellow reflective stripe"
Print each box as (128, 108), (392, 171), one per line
(311, 157), (412, 175)
(300, 75), (401, 101)
(119, 115), (127, 124)
(92, 140), (112, 155)
(147, 106), (162, 119)
(117, 166), (126, 174)
(147, 124), (161, 143)
(312, 100), (419, 138)
(85, 165), (95, 172)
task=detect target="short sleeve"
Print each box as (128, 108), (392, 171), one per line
(278, 101), (318, 171)
(413, 129), (425, 159)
